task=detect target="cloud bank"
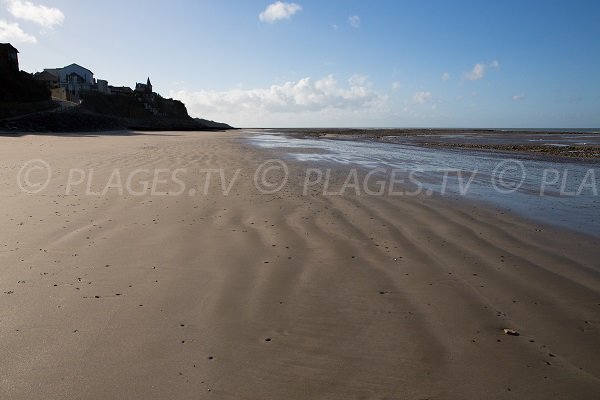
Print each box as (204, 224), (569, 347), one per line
(259, 2), (302, 23)
(171, 75), (388, 126)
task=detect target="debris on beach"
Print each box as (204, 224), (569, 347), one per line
(503, 328), (520, 336)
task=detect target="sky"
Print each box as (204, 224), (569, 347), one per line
(1, 0), (599, 128)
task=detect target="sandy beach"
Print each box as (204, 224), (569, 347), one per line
(1, 130), (599, 399)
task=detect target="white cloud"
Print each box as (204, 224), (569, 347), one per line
(6, 0), (64, 28)
(348, 15), (360, 28)
(465, 63), (486, 81)
(441, 72), (450, 81)
(413, 91), (432, 104)
(391, 81), (401, 91)
(332, 23), (338, 30)
(170, 74), (388, 125)
(464, 60), (499, 81)
(512, 94), (526, 101)
(259, 2), (301, 23)
(0, 19), (37, 43)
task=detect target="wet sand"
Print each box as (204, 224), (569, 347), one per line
(278, 128), (600, 159)
(0, 130), (599, 399)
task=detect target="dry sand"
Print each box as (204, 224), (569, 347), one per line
(0, 130), (598, 399)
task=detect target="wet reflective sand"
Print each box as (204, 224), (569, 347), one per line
(249, 130), (600, 236)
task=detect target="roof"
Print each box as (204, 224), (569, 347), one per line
(108, 86), (133, 92)
(0, 43), (19, 53)
(43, 68), (60, 76)
(34, 71), (59, 81)
(63, 63), (93, 74)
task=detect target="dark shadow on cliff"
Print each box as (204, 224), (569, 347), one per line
(0, 130), (189, 138)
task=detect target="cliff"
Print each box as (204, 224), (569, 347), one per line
(0, 69), (53, 119)
(0, 69), (50, 103)
(1, 90), (233, 132)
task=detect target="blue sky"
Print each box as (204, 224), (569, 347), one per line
(1, 0), (599, 128)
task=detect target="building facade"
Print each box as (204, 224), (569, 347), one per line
(108, 86), (133, 95)
(42, 63), (95, 102)
(34, 70), (60, 88)
(96, 79), (110, 94)
(135, 77), (153, 97)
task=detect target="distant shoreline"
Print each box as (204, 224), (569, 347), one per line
(269, 127), (600, 135)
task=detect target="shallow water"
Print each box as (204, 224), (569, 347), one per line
(248, 131), (600, 237)
(383, 132), (600, 147)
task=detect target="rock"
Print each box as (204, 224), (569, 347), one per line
(503, 328), (520, 336)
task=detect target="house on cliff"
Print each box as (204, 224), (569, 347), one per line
(0, 43), (19, 72)
(39, 63), (113, 102)
(108, 86), (133, 95)
(134, 77), (163, 115)
(135, 77), (153, 95)
(33, 70), (67, 100)
(53, 64), (93, 102)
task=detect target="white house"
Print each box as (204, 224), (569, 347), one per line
(44, 63), (95, 102)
